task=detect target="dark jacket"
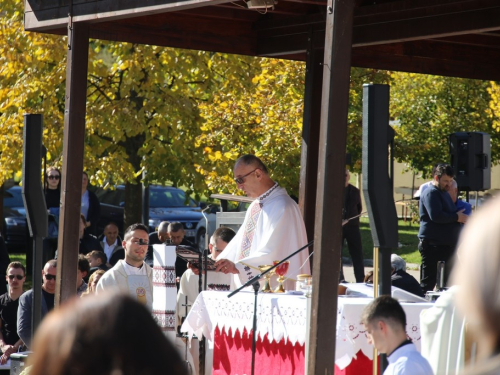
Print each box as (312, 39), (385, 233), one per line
(418, 185), (461, 246)
(18, 289), (49, 348)
(85, 190), (101, 236)
(44, 188), (60, 210)
(98, 235), (124, 266)
(343, 184), (362, 227)
(79, 234), (101, 255)
(391, 269), (425, 298)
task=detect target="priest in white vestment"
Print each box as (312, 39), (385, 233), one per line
(96, 223), (153, 310)
(215, 155), (311, 290)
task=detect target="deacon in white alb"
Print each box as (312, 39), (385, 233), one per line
(96, 223), (153, 310)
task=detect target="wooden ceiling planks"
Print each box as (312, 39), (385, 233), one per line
(23, 0), (500, 80)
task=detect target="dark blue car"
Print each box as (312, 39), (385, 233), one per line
(95, 185), (203, 243)
(2, 186), (27, 251)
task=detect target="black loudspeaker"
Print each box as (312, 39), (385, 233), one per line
(362, 84), (398, 249)
(22, 114), (48, 237)
(449, 132), (491, 191)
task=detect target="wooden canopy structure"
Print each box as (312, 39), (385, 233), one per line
(24, 0), (500, 373)
(26, 0), (500, 80)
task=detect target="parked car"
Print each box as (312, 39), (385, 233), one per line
(94, 185), (204, 243)
(2, 186), (27, 252)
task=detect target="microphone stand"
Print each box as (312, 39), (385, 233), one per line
(227, 240), (314, 375)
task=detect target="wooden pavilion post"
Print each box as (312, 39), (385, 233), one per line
(299, 32), (324, 244)
(308, 0), (355, 373)
(56, 21), (90, 305)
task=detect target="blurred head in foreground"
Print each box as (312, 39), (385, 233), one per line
(452, 198), (500, 362)
(29, 293), (187, 375)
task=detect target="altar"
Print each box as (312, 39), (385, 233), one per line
(180, 291), (432, 375)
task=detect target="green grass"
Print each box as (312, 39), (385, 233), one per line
(342, 218), (421, 265)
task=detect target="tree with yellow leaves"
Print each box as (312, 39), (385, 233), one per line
(391, 72), (499, 177)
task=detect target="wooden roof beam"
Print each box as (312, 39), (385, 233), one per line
(24, 0), (236, 31)
(258, 2), (500, 55)
(351, 42), (500, 81)
(353, 3), (500, 47)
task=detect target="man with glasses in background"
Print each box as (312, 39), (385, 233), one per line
(215, 154), (311, 291)
(17, 260), (57, 349)
(96, 223), (153, 310)
(0, 262), (26, 364)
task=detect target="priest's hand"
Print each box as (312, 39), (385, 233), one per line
(215, 259), (239, 274)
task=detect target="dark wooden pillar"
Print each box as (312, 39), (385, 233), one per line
(56, 21), (90, 305)
(308, 0), (355, 374)
(299, 34), (323, 245)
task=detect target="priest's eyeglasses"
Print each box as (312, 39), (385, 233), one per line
(234, 168), (259, 184)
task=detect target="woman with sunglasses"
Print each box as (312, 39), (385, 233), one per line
(44, 167), (62, 262)
(44, 166), (61, 211)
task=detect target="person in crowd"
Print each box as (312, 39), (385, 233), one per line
(98, 222), (124, 267)
(43, 167), (62, 261)
(451, 197), (500, 374)
(0, 262), (26, 364)
(215, 155), (310, 290)
(361, 295), (434, 375)
(145, 221), (170, 267)
(81, 269), (106, 298)
(390, 254), (425, 298)
(28, 294), (188, 375)
(177, 227), (235, 327)
(76, 255), (89, 297)
(95, 224), (153, 310)
(81, 172), (101, 236)
(448, 179), (472, 216)
(44, 166), (61, 211)
(79, 214), (101, 255)
(17, 259), (57, 348)
(418, 164), (467, 292)
(86, 250), (109, 272)
(340, 169), (364, 283)
(168, 222), (196, 282)
(413, 163), (444, 199)
(85, 250), (109, 282)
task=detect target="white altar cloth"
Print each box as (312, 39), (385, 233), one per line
(181, 291), (307, 347)
(181, 291), (432, 370)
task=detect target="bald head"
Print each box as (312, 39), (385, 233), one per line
(448, 179), (458, 203)
(234, 155), (269, 174)
(233, 155), (275, 198)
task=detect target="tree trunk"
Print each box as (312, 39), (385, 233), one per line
(124, 181), (143, 229)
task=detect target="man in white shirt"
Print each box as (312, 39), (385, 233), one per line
(96, 223), (153, 310)
(361, 296), (434, 375)
(215, 155), (310, 290)
(99, 222), (124, 266)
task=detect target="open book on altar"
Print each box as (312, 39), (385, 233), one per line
(176, 245), (217, 271)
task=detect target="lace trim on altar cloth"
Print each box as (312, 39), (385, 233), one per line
(181, 291), (307, 347)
